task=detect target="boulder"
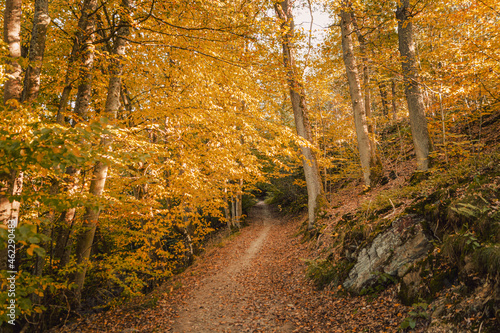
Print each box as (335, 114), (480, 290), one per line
(343, 215), (433, 293)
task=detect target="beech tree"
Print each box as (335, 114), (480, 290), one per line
(72, 0), (133, 303)
(52, 0), (101, 270)
(339, 3), (378, 187)
(396, 0), (432, 171)
(1, 0), (23, 274)
(274, 0), (324, 228)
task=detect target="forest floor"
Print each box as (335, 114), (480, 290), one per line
(57, 201), (410, 333)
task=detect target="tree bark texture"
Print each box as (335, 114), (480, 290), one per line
(57, 0), (103, 123)
(73, 0), (99, 120)
(396, 0), (432, 171)
(1, 1), (23, 274)
(3, 0), (22, 104)
(350, 13), (374, 133)
(73, 161), (108, 301)
(52, 167), (81, 268)
(339, 7), (375, 187)
(22, 0), (50, 102)
(274, 0), (324, 229)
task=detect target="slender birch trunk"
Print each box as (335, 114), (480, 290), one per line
(223, 186), (231, 228)
(396, 0), (432, 171)
(274, 0), (324, 229)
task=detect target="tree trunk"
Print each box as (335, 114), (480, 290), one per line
(231, 196), (236, 228)
(3, 0), (22, 104)
(21, 0), (51, 294)
(54, 0), (104, 268)
(1, 0), (23, 276)
(391, 78), (397, 120)
(396, 0), (432, 171)
(52, 166), (81, 268)
(70, 0), (99, 303)
(339, 7), (375, 187)
(73, 0), (132, 302)
(21, 0), (50, 102)
(378, 80), (389, 117)
(73, 0), (99, 121)
(53, 209), (77, 267)
(0, 172), (23, 273)
(274, 0), (324, 229)
(350, 10), (382, 180)
(235, 179), (243, 228)
(56, 0), (101, 123)
(73, 161), (108, 301)
(224, 204), (231, 229)
(224, 186), (231, 228)
(350, 13), (374, 134)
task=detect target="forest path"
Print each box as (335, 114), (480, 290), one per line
(59, 201), (405, 332)
(171, 201), (294, 332)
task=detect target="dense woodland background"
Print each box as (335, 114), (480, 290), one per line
(0, 0), (499, 331)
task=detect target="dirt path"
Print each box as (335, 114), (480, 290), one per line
(171, 201), (293, 333)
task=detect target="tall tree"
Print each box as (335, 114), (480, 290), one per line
(21, 0), (50, 102)
(339, 3), (377, 187)
(274, 0), (324, 229)
(73, 0), (133, 302)
(396, 0), (432, 171)
(52, 0), (103, 269)
(1, 0), (23, 272)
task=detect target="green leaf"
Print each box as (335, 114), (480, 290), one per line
(33, 246), (46, 257)
(28, 236), (40, 244)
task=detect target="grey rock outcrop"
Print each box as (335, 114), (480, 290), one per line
(343, 215), (433, 293)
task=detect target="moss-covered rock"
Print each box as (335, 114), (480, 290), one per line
(343, 215), (433, 293)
